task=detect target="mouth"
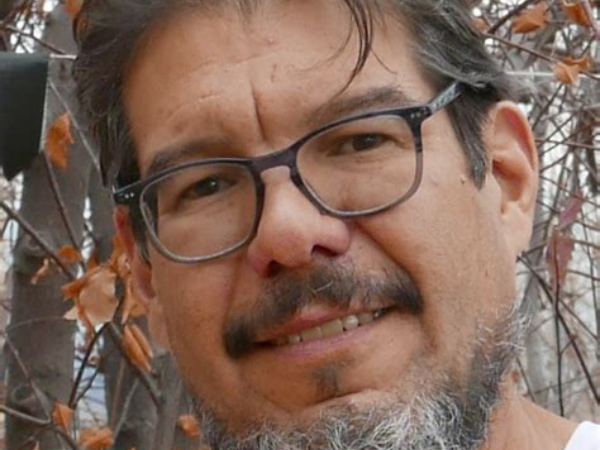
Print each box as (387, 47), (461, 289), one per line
(258, 307), (396, 348)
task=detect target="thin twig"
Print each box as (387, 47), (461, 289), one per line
(0, 23), (66, 54)
(41, 153), (83, 255)
(73, 365), (102, 406)
(68, 323), (109, 408)
(550, 240), (565, 416)
(2, 333), (52, 422)
(48, 81), (102, 174)
(0, 404), (50, 427)
(485, 33), (600, 81)
(0, 201), (76, 281)
(111, 379), (140, 439)
(106, 323), (161, 407)
(487, 0), (541, 34)
(519, 256), (600, 403)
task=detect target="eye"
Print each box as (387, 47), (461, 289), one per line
(331, 133), (389, 156)
(182, 175), (236, 200)
(349, 134), (386, 152)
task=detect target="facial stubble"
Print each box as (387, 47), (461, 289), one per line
(191, 263), (528, 450)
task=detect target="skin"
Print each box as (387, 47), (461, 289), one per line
(117, 1), (578, 448)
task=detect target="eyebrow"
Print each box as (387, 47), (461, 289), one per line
(145, 137), (230, 178)
(144, 85), (421, 177)
(307, 85), (420, 128)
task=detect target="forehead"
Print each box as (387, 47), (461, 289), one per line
(124, 0), (433, 174)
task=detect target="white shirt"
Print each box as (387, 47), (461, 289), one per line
(564, 422), (600, 450)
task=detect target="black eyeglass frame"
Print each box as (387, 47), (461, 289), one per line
(114, 82), (465, 263)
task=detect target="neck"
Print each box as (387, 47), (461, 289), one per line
(484, 383), (578, 450)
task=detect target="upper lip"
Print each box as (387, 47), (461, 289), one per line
(253, 302), (396, 344)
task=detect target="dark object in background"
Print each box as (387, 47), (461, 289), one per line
(0, 52), (49, 180)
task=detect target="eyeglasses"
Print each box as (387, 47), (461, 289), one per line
(114, 82), (464, 263)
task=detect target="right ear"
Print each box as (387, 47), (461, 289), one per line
(115, 207), (156, 301)
(115, 208), (171, 351)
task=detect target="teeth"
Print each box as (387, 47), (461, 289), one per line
(357, 312), (374, 324)
(301, 327), (323, 342)
(342, 315), (359, 330)
(321, 319), (344, 338)
(288, 334), (301, 345)
(275, 309), (388, 347)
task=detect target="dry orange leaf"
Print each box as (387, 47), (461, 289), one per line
(62, 272), (91, 299)
(52, 403), (73, 431)
(63, 267), (118, 327)
(86, 248), (99, 270)
(58, 245), (82, 265)
(110, 234), (124, 265)
(512, 2), (549, 33)
(562, 0), (592, 26)
(46, 113), (73, 170)
(553, 61), (581, 84)
(108, 235), (130, 279)
(79, 427), (114, 450)
(129, 323), (154, 359)
(122, 324), (152, 372)
(563, 54), (593, 71)
(31, 258), (52, 285)
(121, 278), (147, 323)
(65, 0), (82, 17)
(177, 415), (201, 437)
(472, 16), (488, 32)
(76, 268), (118, 325)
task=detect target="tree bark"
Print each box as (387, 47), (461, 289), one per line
(5, 5), (91, 450)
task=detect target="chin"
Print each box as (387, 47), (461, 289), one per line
(188, 300), (527, 450)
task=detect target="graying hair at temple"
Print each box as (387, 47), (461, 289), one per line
(73, 0), (517, 193)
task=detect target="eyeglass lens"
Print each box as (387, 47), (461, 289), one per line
(140, 113), (417, 260)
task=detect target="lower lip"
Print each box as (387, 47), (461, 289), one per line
(253, 311), (393, 362)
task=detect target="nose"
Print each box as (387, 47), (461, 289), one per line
(246, 168), (351, 277)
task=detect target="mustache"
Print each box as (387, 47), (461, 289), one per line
(224, 263), (423, 359)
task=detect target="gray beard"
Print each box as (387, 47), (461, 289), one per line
(193, 301), (529, 450)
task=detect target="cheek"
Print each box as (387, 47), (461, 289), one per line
(357, 178), (514, 353)
(150, 258), (241, 383)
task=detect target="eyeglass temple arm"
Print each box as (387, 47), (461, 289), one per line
(428, 82), (465, 113)
(113, 185), (139, 206)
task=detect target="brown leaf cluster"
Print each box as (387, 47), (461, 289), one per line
(177, 415), (201, 437)
(562, 0), (592, 26)
(65, 0), (82, 17)
(30, 246), (82, 285)
(553, 55), (593, 84)
(46, 113), (74, 170)
(62, 236), (144, 334)
(59, 245), (82, 265)
(79, 427), (114, 450)
(512, 2), (549, 33)
(472, 16), (488, 32)
(122, 323), (154, 372)
(63, 266), (118, 330)
(546, 194), (584, 292)
(31, 258), (52, 285)
(52, 403), (73, 431)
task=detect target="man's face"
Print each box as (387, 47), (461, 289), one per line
(122, 0), (533, 443)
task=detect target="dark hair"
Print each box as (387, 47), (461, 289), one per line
(73, 0), (517, 243)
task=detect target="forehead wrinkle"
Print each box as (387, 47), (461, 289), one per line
(305, 85), (421, 129)
(144, 138), (233, 178)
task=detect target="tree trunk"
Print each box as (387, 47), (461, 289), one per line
(102, 317), (158, 450)
(89, 167), (160, 450)
(5, 5), (91, 450)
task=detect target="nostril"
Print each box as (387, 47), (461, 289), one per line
(264, 261), (283, 278)
(313, 245), (339, 259)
